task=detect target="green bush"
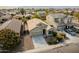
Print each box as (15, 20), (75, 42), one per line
(0, 29), (21, 50)
(47, 32), (65, 45)
(47, 38), (58, 45)
(56, 33), (65, 42)
(52, 31), (57, 37)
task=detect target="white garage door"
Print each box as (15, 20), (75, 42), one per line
(32, 35), (48, 48)
(31, 30), (43, 36)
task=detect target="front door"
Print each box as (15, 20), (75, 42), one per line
(43, 29), (46, 35)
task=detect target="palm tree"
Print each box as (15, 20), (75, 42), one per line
(19, 8), (27, 33)
(22, 16), (27, 34)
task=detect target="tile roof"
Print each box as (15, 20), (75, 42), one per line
(27, 18), (47, 31)
(0, 19), (22, 33)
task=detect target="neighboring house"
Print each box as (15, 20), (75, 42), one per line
(46, 13), (74, 31)
(37, 11), (47, 20)
(27, 18), (53, 36)
(25, 14), (33, 19)
(8, 12), (16, 15)
(0, 12), (5, 17)
(46, 13), (66, 30)
(13, 14), (23, 19)
(0, 19), (34, 50)
(37, 11), (46, 17)
(0, 19), (22, 36)
(0, 14), (12, 24)
(13, 14), (33, 20)
(1, 14), (11, 20)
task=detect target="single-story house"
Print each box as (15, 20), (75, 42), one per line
(27, 18), (54, 36)
(13, 14), (23, 19)
(37, 11), (46, 17)
(46, 13), (74, 31)
(0, 19), (22, 36)
(1, 14), (11, 19)
(0, 14), (12, 24)
(25, 14), (33, 19)
(0, 12), (5, 17)
(46, 13), (66, 25)
(36, 11), (47, 20)
(13, 14), (33, 20)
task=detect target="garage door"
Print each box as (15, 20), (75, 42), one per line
(31, 30), (43, 36)
(32, 35), (48, 48)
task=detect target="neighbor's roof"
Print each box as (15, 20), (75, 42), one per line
(46, 25), (53, 30)
(48, 13), (66, 19)
(0, 19), (22, 33)
(13, 14), (23, 18)
(0, 12), (4, 16)
(27, 18), (47, 31)
(1, 14), (11, 19)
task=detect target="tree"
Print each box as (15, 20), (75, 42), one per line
(52, 31), (57, 37)
(20, 8), (26, 15)
(10, 14), (15, 19)
(65, 9), (69, 15)
(47, 32), (65, 45)
(56, 33), (65, 42)
(74, 12), (79, 22)
(45, 9), (49, 15)
(22, 16), (28, 33)
(70, 11), (74, 16)
(0, 29), (20, 50)
(22, 16), (27, 24)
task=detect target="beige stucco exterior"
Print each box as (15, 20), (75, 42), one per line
(46, 14), (58, 29)
(30, 23), (47, 36)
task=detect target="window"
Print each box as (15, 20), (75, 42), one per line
(55, 18), (59, 23)
(48, 31), (52, 34)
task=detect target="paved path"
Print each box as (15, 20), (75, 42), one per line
(32, 35), (48, 48)
(23, 35), (34, 50)
(63, 32), (79, 43)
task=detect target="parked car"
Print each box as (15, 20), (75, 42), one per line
(71, 27), (79, 33)
(65, 29), (76, 36)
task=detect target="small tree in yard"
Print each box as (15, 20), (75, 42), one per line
(10, 14), (15, 19)
(20, 8), (26, 15)
(47, 32), (65, 45)
(0, 29), (20, 51)
(56, 33), (65, 42)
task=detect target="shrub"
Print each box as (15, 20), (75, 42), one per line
(56, 33), (65, 42)
(47, 38), (58, 45)
(0, 29), (21, 50)
(52, 31), (57, 37)
(47, 32), (65, 45)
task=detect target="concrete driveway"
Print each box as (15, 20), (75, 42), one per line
(32, 35), (48, 48)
